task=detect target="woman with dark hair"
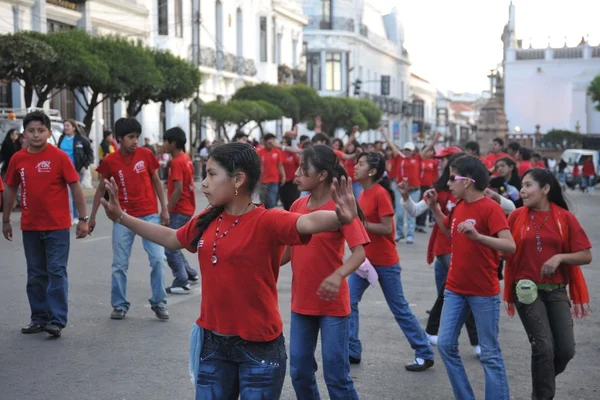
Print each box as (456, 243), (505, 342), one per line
(279, 136), (300, 210)
(1, 128), (21, 177)
(282, 145), (368, 400)
(348, 152), (435, 372)
(490, 157), (523, 208)
(99, 142), (359, 399)
(345, 139), (362, 199)
(504, 168), (592, 400)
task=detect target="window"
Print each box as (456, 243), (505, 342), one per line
(271, 17), (276, 64)
(381, 75), (390, 96)
(307, 52), (321, 90)
(102, 97), (114, 130)
(216, 1), (223, 69)
(325, 52), (342, 91)
(158, 0), (168, 36)
(0, 81), (11, 108)
(292, 39), (298, 67)
(174, 0), (183, 37)
(259, 17), (267, 62)
(321, 0), (332, 29)
(50, 88), (75, 120)
(47, 19), (74, 32)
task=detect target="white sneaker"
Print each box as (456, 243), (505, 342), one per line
(473, 345), (481, 357)
(166, 285), (191, 295)
(428, 334), (438, 346)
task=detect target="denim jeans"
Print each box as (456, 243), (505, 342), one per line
(264, 183), (279, 209)
(349, 263), (434, 361)
(290, 312), (358, 400)
(195, 330), (287, 399)
(515, 288), (575, 400)
(434, 254), (451, 294)
(22, 229), (70, 327)
(67, 172), (82, 220)
(166, 213), (198, 287)
(111, 213), (167, 310)
(438, 290), (509, 400)
(395, 188), (420, 239)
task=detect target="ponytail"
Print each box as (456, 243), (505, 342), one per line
(190, 205), (224, 248)
(378, 176), (395, 205)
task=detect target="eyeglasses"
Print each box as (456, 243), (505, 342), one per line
(449, 175), (475, 183)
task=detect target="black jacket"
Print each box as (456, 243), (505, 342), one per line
(58, 133), (94, 172)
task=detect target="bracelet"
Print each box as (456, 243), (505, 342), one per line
(115, 211), (127, 224)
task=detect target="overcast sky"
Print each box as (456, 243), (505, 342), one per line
(379, 0), (600, 95)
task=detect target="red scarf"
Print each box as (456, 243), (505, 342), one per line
(503, 203), (590, 317)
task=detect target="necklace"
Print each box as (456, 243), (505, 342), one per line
(211, 203), (253, 265)
(528, 212), (550, 252)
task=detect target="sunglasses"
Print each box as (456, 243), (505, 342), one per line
(449, 175), (475, 183)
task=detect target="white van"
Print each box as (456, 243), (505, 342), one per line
(0, 108), (63, 145)
(560, 149), (598, 173)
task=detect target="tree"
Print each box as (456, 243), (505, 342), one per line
(542, 129), (582, 149)
(286, 84), (320, 124)
(228, 100), (283, 136)
(232, 83), (300, 124)
(355, 98), (382, 129)
(588, 75), (600, 112)
(318, 97), (368, 134)
(0, 31), (59, 107)
(152, 49), (202, 105)
(200, 101), (243, 139)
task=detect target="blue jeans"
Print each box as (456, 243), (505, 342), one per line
(67, 172), (82, 220)
(111, 213), (167, 310)
(434, 254), (451, 295)
(290, 312), (358, 400)
(348, 264), (434, 361)
(165, 213), (198, 287)
(22, 229), (70, 327)
(438, 290), (509, 400)
(195, 330), (287, 399)
(352, 182), (362, 200)
(395, 188), (420, 239)
(264, 183), (279, 209)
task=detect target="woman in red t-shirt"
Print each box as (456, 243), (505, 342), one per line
(99, 143), (359, 398)
(504, 168), (592, 400)
(581, 157), (596, 193)
(345, 140), (362, 199)
(281, 145), (369, 399)
(278, 136), (300, 210)
(348, 152), (435, 372)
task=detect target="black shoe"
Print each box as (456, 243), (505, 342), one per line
(349, 356), (361, 365)
(416, 227), (427, 233)
(21, 322), (45, 334)
(167, 285), (191, 295)
(188, 275), (199, 285)
(395, 235), (405, 242)
(405, 358), (434, 372)
(151, 306), (169, 320)
(110, 309), (127, 320)
(426, 309), (431, 315)
(44, 324), (62, 338)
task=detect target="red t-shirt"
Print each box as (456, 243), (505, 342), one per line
(333, 149), (345, 162)
(96, 147), (160, 217)
(281, 151), (299, 183)
(0, 176), (3, 192)
(433, 191), (457, 257)
(444, 196), (509, 296)
(5, 145), (79, 231)
(509, 209), (591, 284)
(176, 207), (311, 342)
(518, 160), (533, 176)
(168, 153), (196, 216)
(396, 154), (421, 187)
(486, 152), (510, 170)
(386, 158), (397, 180)
(573, 165), (580, 177)
(359, 184), (399, 266)
(534, 161), (545, 169)
(290, 197), (370, 316)
(420, 158), (438, 186)
(345, 159), (357, 178)
(257, 147), (282, 184)
(582, 161), (595, 177)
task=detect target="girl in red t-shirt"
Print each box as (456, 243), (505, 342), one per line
(281, 145), (369, 399)
(349, 152), (435, 372)
(504, 168), (592, 400)
(99, 142), (360, 398)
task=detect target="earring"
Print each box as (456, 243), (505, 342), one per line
(235, 189), (238, 196)
(368, 173), (373, 177)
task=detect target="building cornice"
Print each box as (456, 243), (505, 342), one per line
(4, 0), (35, 7)
(91, 17), (147, 37)
(92, 0), (150, 17)
(46, 4), (81, 25)
(273, 5), (308, 26)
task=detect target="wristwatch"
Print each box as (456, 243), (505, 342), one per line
(79, 216), (90, 222)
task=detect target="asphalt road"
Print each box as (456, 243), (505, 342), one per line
(0, 190), (599, 400)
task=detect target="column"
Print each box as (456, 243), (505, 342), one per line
(31, 0), (47, 33)
(77, 2), (92, 32)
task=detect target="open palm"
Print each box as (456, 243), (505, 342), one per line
(332, 176), (358, 225)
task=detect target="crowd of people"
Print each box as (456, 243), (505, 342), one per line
(0, 110), (594, 400)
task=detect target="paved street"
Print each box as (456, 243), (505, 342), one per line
(1, 190), (599, 400)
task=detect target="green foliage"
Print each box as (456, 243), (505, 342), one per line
(153, 50), (202, 104)
(286, 84), (320, 123)
(318, 97), (368, 134)
(229, 100), (283, 129)
(588, 75), (600, 112)
(542, 129), (582, 149)
(201, 101), (243, 125)
(232, 83), (300, 123)
(355, 98), (382, 129)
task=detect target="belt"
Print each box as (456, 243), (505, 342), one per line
(536, 283), (566, 292)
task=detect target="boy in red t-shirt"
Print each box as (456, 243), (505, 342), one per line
(89, 118), (170, 321)
(163, 127), (199, 294)
(426, 155), (515, 399)
(256, 133), (285, 209)
(2, 111), (89, 338)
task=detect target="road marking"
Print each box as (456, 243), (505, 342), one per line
(81, 235), (111, 243)
(145, 287), (202, 307)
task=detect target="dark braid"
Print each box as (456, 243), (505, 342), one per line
(190, 143), (261, 248)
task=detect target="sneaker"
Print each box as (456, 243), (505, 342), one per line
(427, 334), (438, 346)
(21, 322), (45, 334)
(167, 285), (191, 295)
(44, 324), (62, 338)
(151, 306), (169, 320)
(406, 236), (414, 244)
(405, 357), (434, 372)
(349, 356), (361, 365)
(416, 227), (427, 233)
(188, 275), (200, 285)
(473, 345), (481, 357)
(395, 235), (405, 242)
(110, 309), (127, 320)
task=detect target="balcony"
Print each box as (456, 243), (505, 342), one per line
(361, 93), (402, 115)
(191, 46), (257, 77)
(305, 16), (355, 33)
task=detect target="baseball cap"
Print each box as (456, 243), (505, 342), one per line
(403, 142), (416, 151)
(435, 146), (462, 158)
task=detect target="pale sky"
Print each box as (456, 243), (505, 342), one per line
(376, 0), (600, 95)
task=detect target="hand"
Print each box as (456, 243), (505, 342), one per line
(457, 221), (480, 241)
(317, 272), (343, 301)
(352, 125), (359, 133)
(76, 221), (89, 239)
(100, 177), (124, 221)
(2, 221), (12, 241)
(485, 188), (501, 203)
(281, 175), (287, 185)
(423, 188), (438, 207)
(398, 178), (410, 200)
(332, 176), (357, 225)
(89, 217), (96, 234)
(541, 255), (562, 277)
(80, 167), (87, 174)
(160, 209), (170, 226)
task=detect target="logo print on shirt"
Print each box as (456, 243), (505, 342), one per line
(272, 153), (278, 159)
(19, 168), (27, 209)
(118, 170), (129, 203)
(446, 200), (456, 212)
(133, 161), (146, 174)
(36, 161), (51, 173)
(198, 240), (204, 249)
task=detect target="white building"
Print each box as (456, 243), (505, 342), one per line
(409, 73), (436, 141)
(301, 0), (411, 143)
(502, 2), (600, 134)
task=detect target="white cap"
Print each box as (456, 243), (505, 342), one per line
(403, 142), (416, 151)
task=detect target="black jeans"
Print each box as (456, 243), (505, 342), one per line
(515, 287), (575, 400)
(279, 181), (299, 211)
